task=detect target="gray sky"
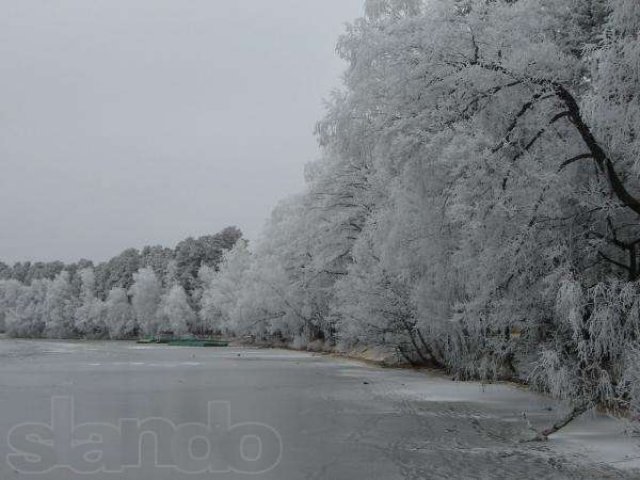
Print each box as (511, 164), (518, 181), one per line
(0, 0), (363, 264)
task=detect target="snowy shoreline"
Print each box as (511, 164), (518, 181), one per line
(237, 339), (640, 472)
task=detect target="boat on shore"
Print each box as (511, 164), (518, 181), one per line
(137, 333), (229, 347)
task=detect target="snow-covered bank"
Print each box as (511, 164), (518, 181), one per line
(334, 353), (640, 473)
(233, 338), (640, 472)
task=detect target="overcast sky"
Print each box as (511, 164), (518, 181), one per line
(0, 0), (363, 264)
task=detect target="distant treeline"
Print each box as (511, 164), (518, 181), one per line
(0, 227), (242, 339)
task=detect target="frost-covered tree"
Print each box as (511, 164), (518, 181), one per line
(234, 196), (353, 345)
(0, 280), (21, 333)
(129, 267), (162, 336)
(529, 278), (640, 437)
(1, 279), (49, 338)
(173, 227), (243, 297)
(44, 271), (79, 338)
(364, 0), (423, 19)
(105, 287), (136, 339)
(199, 239), (252, 333)
(95, 248), (141, 299)
(157, 284), (193, 335)
(140, 245), (174, 282)
(74, 268), (108, 339)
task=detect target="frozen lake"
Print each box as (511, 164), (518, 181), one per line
(0, 339), (637, 479)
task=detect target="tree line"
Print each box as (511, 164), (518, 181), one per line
(0, 227), (242, 338)
(196, 0), (640, 427)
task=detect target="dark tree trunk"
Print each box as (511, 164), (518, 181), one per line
(529, 402), (592, 441)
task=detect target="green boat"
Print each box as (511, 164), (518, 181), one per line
(168, 338), (229, 347)
(137, 335), (228, 347)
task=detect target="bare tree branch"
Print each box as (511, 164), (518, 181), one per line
(558, 153), (594, 172)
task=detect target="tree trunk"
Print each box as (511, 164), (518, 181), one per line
(396, 345), (419, 366)
(529, 402), (592, 441)
(629, 243), (638, 281)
